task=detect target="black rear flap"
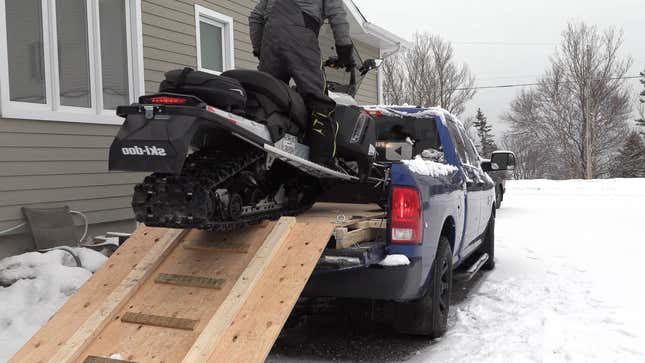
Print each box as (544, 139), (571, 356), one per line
(109, 112), (201, 174)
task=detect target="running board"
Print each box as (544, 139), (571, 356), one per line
(454, 253), (489, 282)
(264, 143), (359, 181)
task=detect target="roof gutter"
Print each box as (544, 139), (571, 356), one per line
(363, 22), (410, 54)
(343, 0), (410, 53)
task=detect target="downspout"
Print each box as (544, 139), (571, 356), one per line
(377, 43), (403, 105)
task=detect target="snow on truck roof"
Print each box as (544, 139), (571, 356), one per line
(364, 106), (466, 128)
(365, 105), (444, 117)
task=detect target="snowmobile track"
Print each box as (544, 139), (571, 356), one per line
(133, 149), (318, 232)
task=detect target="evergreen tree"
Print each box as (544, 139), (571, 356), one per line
(636, 71), (645, 136)
(638, 69), (645, 135)
(638, 105), (645, 136)
(473, 108), (498, 157)
(612, 132), (645, 178)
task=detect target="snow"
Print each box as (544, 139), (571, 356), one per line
(365, 105), (444, 120)
(378, 254), (411, 267)
(403, 155), (458, 177)
(0, 248), (107, 362)
(74, 248), (110, 272)
(329, 91), (359, 106)
(408, 178), (645, 363)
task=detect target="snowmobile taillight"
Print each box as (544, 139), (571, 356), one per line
(147, 96), (189, 105)
(366, 110), (383, 117)
(139, 94), (204, 106)
(391, 186), (422, 244)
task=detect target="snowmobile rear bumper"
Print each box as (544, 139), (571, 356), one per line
(109, 104), (271, 174)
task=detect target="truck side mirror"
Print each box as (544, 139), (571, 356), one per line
(490, 151), (516, 171)
(481, 160), (492, 172)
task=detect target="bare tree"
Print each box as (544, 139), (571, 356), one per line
(503, 22), (632, 179)
(381, 53), (406, 105)
(380, 33), (476, 116)
(502, 131), (553, 180)
(502, 90), (568, 179)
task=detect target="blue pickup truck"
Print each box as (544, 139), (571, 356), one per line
(304, 106), (515, 338)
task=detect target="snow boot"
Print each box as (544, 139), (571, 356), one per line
(305, 94), (338, 168)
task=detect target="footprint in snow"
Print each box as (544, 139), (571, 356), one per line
(613, 328), (637, 338)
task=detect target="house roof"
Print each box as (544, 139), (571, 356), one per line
(342, 0), (410, 53)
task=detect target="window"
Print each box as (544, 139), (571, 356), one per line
(444, 113), (470, 165)
(374, 114), (443, 161)
(0, 0), (144, 124)
(195, 5), (234, 75)
(464, 131), (481, 165)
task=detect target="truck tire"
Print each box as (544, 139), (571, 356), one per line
(394, 236), (452, 338)
(481, 211), (496, 270)
(495, 185), (503, 209)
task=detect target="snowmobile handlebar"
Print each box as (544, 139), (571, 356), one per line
(324, 57), (381, 97)
(324, 57), (377, 76)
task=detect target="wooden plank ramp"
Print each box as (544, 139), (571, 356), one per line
(9, 203), (377, 363)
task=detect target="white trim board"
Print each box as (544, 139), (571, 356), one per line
(194, 4), (235, 76)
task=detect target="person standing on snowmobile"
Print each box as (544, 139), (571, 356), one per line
(249, 0), (354, 167)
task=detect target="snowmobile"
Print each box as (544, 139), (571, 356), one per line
(108, 55), (384, 231)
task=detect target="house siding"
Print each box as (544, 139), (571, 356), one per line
(0, 118), (140, 257)
(0, 0), (382, 258)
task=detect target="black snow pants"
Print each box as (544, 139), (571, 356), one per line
(258, 0), (338, 165)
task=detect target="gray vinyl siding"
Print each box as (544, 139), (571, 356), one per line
(0, 0), (382, 257)
(142, 0), (258, 93)
(0, 118), (141, 257)
(353, 42), (380, 105)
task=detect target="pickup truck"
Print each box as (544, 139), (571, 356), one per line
(304, 106), (515, 338)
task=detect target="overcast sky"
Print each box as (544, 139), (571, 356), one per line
(353, 0), (645, 141)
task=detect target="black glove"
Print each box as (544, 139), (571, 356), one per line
(335, 44), (354, 70)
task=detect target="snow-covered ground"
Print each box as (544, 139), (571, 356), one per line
(0, 248), (107, 362)
(270, 178), (645, 362)
(413, 178), (645, 362)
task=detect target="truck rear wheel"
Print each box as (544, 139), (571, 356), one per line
(394, 236), (452, 338)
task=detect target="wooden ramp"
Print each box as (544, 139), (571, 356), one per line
(10, 203), (380, 363)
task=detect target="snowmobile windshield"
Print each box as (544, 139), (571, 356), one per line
(373, 115), (443, 162)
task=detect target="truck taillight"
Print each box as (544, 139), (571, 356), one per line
(391, 186), (422, 244)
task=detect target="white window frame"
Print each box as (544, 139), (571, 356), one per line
(194, 5), (235, 75)
(0, 0), (145, 125)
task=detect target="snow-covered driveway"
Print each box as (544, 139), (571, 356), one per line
(270, 179), (645, 362)
(415, 179), (645, 362)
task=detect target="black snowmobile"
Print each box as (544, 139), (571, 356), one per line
(108, 57), (384, 231)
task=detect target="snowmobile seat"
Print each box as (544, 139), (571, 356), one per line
(222, 69), (308, 130)
(159, 68), (247, 114)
